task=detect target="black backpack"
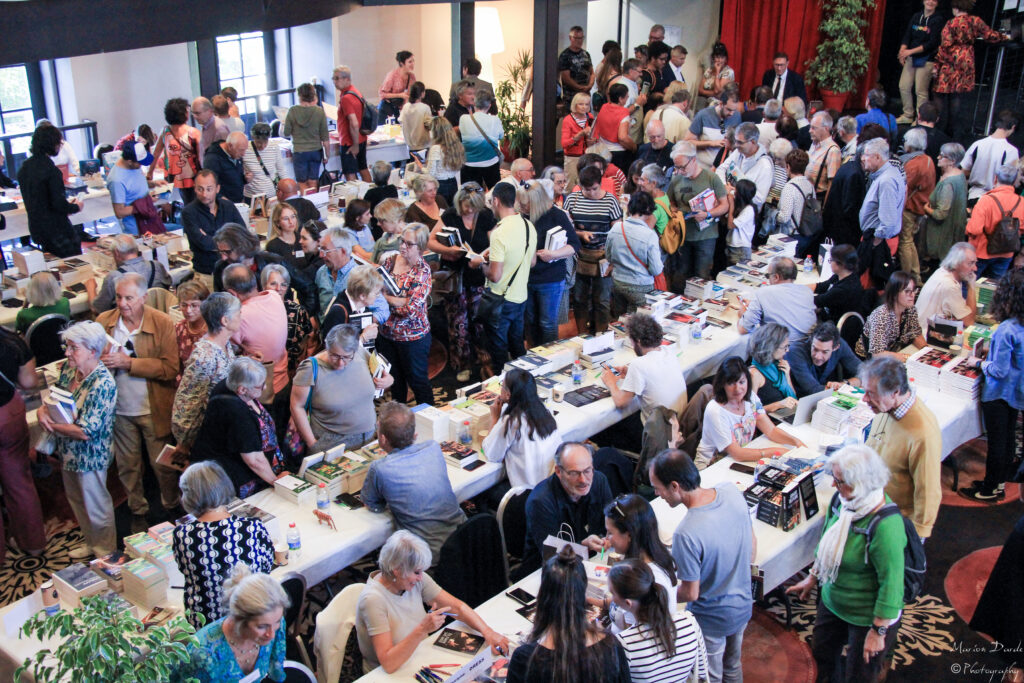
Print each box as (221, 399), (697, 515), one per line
(829, 492), (927, 604)
(344, 90), (379, 136)
(794, 183), (823, 238)
(987, 193), (1022, 255)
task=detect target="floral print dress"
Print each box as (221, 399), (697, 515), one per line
(174, 616), (286, 682)
(934, 14), (1004, 94)
(55, 362), (117, 473)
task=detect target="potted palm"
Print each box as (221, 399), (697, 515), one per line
(495, 50), (533, 160)
(804, 0), (877, 111)
(16, 593), (198, 682)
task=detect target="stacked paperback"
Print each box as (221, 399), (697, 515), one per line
(440, 440), (480, 469)
(684, 277), (716, 300)
(965, 322), (995, 352)
(939, 356), (982, 401)
(907, 347), (956, 391)
(544, 226), (567, 252)
(368, 351), (391, 397)
(273, 474), (317, 506)
(42, 386), (77, 424)
(765, 234), (799, 257)
(226, 498), (280, 539)
(90, 551), (131, 592)
(121, 558), (168, 609)
(52, 562), (108, 607)
(812, 391), (872, 436)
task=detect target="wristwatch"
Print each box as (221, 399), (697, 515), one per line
(871, 624), (888, 637)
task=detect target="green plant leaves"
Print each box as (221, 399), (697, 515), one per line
(804, 0), (878, 93)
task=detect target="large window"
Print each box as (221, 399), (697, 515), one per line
(0, 64), (35, 154)
(216, 32), (267, 115)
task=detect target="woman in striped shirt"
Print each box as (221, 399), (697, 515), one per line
(610, 560), (709, 683)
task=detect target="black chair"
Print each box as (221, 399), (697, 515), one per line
(25, 313), (69, 366)
(837, 311), (865, 353)
(279, 572), (313, 671)
(594, 447), (635, 498)
(434, 513), (508, 607)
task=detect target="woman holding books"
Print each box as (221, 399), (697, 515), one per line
(261, 264), (316, 376)
(483, 368), (561, 488)
(610, 560), (709, 682)
(523, 180), (580, 345)
(748, 323), (798, 415)
(403, 173), (449, 230)
(172, 461), (274, 629)
(959, 270), (1024, 502)
(321, 264), (384, 345)
(855, 271), (926, 361)
(434, 183), (493, 381)
(378, 223), (435, 405)
(355, 530), (509, 674)
(507, 546), (631, 683)
(37, 321), (117, 559)
(290, 324), (392, 454)
(176, 564), (289, 683)
(694, 356), (805, 469)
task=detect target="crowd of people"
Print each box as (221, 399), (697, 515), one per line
(2, 3), (1023, 682)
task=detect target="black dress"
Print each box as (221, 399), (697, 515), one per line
(814, 272), (865, 323)
(16, 154), (82, 257)
(439, 207), (495, 288)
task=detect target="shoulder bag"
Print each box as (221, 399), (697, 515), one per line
(473, 217), (532, 325)
(619, 221), (667, 291)
(282, 357), (318, 462)
(469, 113), (504, 160)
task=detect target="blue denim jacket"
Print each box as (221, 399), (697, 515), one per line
(981, 319), (1024, 410)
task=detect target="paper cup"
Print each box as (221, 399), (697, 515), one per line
(552, 387), (565, 402)
(274, 544), (289, 566)
(40, 580), (59, 615)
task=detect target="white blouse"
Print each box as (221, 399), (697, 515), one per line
(483, 408), (562, 489)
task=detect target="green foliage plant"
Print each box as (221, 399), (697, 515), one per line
(805, 0), (878, 94)
(495, 50), (534, 159)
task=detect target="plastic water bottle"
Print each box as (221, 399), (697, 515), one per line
(457, 420), (473, 447)
(803, 256), (814, 273)
(316, 483), (330, 511)
(572, 360), (584, 385)
(286, 523), (302, 559)
(691, 324), (702, 343)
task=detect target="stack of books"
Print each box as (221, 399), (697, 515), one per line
(414, 405), (452, 443)
(147, 544), (185, 588)
(976, 277), (997, 316)
(440, 440), (480, 469)
(811, 392), (863, 435)
(303, 460), (348, 497)
(124, 531), (163, 561)
(907, 347), (956, 391)
(226, 499), (280, 539)
(505, 352), (554, 376)
(684, 277), (715, 300)
(367, 351), (391, 398)
(766, 234), (799, 258)
(90, 551), (131, 593)
(53, 562), (108, 607)
(437, 226), (464, 249)
(965, 322), (995, 352)
(273, 474), (317, 506)
(147, 522), (175, 545)
(939, 356), (982, 401)
(42, 386), (77, 424)
(579, 347), (615, 369)
(544, 226), (567, 252)
(122, 558), (168, 609)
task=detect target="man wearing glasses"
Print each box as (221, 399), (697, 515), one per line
(313, 227), (390, 325)
(666, 141), (729, 286)
(181, 169), (243, 290)
(684, 81), (742, 171)
(715, 122), (773, 212)
(521, 442), (613, 575)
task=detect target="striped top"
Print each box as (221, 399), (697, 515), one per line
(615, 611), (709, 683)
(562, 190), (623, 250)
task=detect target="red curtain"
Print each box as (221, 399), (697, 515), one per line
(720, 0), (888, 107)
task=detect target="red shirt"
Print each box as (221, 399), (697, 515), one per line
(339, 86), (368, 146)
(593, 103), (630, 146)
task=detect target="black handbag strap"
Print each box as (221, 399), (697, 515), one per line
(469, 113), (500, 155)
(495, 217), (532, 296)
(251, 142), (272, 178)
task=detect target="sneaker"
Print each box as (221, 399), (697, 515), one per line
(67, 544), (93, 561)
(896, 115), (916, 125)
(130, 514), (149, 535)
(456, 370), (472, 383)
(970, 480), (1006, 499)
(959, 485), (1001, 503)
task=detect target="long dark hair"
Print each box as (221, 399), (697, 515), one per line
(528, 546), (609, 683)
(502, 369), (557, 441)
(604, 494), (676, 585)
(731, 178), (756, 218)
(609, 559), (677, 657)
(991, 268), (1024, 324)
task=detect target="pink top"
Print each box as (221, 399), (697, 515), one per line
(379, 67), (415, 100)
(231, 291), (289, 394)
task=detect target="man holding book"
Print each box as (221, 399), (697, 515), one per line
(96, 273), (180, 531)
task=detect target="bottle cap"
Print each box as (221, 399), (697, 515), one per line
(318, 482), (326, 488)
(289, 522), (296, 527)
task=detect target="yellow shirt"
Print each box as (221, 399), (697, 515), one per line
(487, 213), (537, 304)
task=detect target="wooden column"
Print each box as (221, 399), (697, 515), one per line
(531, 0), (559, 170)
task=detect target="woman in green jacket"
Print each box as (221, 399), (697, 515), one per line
(788, 444), (907, 683)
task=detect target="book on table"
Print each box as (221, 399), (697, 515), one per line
(121, 558), (168, 609)
(53, 562), (108, 607)
(147, 522), (175, 545)
(440, 440), (480, 468)
(123, 531), (163, 561)
(563, 385), (611, 407)
(90, 551), (131, 592)
(434, 627), (486, 655)
(273, 474), (317, 506)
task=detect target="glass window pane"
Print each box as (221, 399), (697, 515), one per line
(222, 78), (244, 96)
(0, 66), (31, 111)
(217, 41), (242, 81)
(240, 31), (263, 40)
(243, 75), (266, 99)
(3, 109), (34, 135)
(217, 34), (240, 42)
(240, 38), (266, 77)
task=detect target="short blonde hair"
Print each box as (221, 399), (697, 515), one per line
(518, 180), (553, 223)
(409, 174), (438, 199)
(221, 564), (290, 632)
(569, 92), (592, 113)
(175, 280), (210, 304)
(27, 271), (61, 308)
(402, 223), (430, 252)
(346, 264), (384, 300)
(269, 202), (298, 242)
(373, 198), (407, 225)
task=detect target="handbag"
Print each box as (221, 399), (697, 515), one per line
(619, 221), (666, 291)
(473, 217), (531, 325)
(251, 142), (278, 187)
(576, 247), (606, 278)
(282, 358), (318, 460)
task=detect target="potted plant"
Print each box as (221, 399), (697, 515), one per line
(495, 50), (533, 161)
(804, 0), (877, 111)
(16, 593), (198, 683)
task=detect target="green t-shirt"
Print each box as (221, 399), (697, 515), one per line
(818, 495), (907, 627)
(487, 214), (537, 304)
(667, 169), (726, 242)
(653, 195), (671, 236)
(16, 298), (71, 335)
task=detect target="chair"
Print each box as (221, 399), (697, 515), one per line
(594, 446), (634, 498)
(282, 660), (317, 683)
(280, 572), (314, 671)
(497, 486), (531, 581)
(837, 311), (865, 353)
(25, 313), (69, 366)
(145, 287), (177, 314)
(313, 582), (364, 683)
(434, 513), (508, 607)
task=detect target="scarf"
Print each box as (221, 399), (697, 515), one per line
(752, 360), (796, 399)
(813, 488), (886, 586)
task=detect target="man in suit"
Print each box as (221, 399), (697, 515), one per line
(761, 52), (807, 105)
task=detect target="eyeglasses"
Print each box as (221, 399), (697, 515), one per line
(832, 473), (847, 488)
(560, 466), (594, 479)
(400, 239), (419, 249)
(328, 351), (355, 364)
(319, 246), (343, 254)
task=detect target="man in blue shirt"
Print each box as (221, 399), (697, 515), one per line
(521, 442), (612, 575)
(855, 89), (898, 138)
(786, 322), (862, 396)
(106, 141), (153, 236)
(859, 138), (906, 241)
(314, 227), (389, 324)
(361, 401), (466, 565)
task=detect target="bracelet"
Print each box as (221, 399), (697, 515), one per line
(809, 567), (819, 578)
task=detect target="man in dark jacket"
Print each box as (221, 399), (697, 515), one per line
(761, 53), (807, 105)
(181, 169), (243, 286)
(822, 150), (868, 248)
(17, 124), (83, 256)
(202, 132), (249, 203)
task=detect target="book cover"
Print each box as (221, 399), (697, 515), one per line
(434, 627), (486, 655)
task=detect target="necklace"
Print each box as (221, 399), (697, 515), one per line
(226, 634), (260, 660)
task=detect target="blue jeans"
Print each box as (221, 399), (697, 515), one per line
(292, 149), (322, 182)
(526, 280), (565, 344)
(976, 256), (1011, 279)
(675, 238), (716, 282)
(376, 333), (434, 406)
(486, 299), (526, 374)
(703, 628), (745, 683)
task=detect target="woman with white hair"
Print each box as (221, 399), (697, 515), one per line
(637, 164), (671, 239)
(15, 270), (69, 335)
(262, 263), (316, 375)
(171, 293), (240, 453)
(172, 461), (274, 629)
(190, 357), (284, 498)
(177, 563), (290, 682)
(899, 126), (935, 285)
(355, 530), (510, 673)
(37, 321), (117, 559)
(787, 444), (906, 683)
(921, 142), (967, 272)
(541, 165), (568, 207)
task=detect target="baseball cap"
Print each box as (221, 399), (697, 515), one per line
(122, 140), (153, 166)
